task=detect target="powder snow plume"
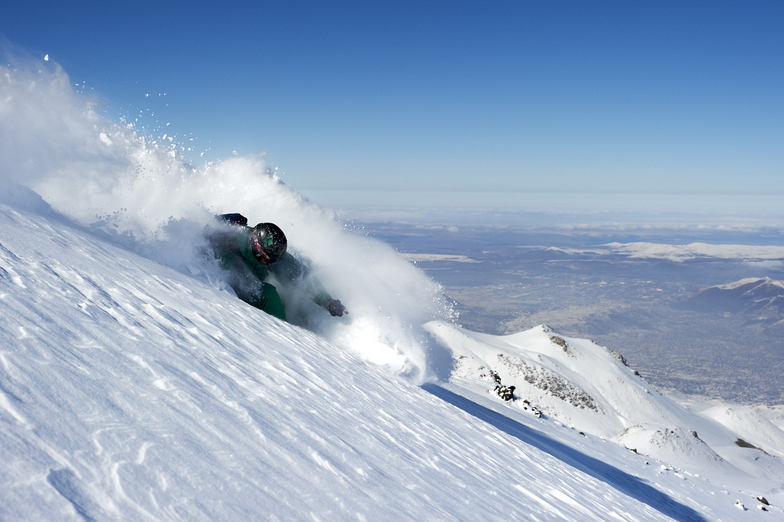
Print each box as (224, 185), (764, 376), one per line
(0, 56), (453, 382)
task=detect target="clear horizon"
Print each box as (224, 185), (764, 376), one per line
(2, 0), (782, 206)
(302, 189), (784, 232)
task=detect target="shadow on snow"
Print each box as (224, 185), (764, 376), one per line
(421, 384), (708, 522)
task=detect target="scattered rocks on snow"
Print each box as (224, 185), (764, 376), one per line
(606, 348), (628, 366)
(520, 399), (542, 418)
(495, 384), (516, 401)
(548, 335), (570, 354)
(735, 438), (771, 455)
(484, 369), (543, 417)
(605, 347), (644, 378)
(496, 354), (598, 411)
(757, 496), (769, 506)
(486, 370), (517, 403)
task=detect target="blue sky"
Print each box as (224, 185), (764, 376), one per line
(2, 1), (783, 207)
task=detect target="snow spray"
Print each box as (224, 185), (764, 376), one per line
(0, 57), (454, 382)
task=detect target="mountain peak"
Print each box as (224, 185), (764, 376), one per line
(680, 277), (784, 319)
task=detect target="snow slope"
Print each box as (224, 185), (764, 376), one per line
(2, 55), (783, 521)
(426, 321), (784, 490)
(0, 200), (726, 521)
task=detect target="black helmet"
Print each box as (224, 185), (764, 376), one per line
(250, 222), (287, 264)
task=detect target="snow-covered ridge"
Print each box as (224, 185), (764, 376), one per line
(401, 253), (480, 263)
(550, 242), (784, 262)
(679, 277), (784, 324)
(715, 276), (784, 291)
(426, 320), (784, 489)
(606, 242), (784, 261)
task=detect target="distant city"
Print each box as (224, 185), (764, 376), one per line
(358, 220), (784, 405)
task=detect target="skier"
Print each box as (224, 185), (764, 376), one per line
(206, 213), (347, 322)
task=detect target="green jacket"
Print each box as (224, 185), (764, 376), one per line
(209, 225), (332, 320)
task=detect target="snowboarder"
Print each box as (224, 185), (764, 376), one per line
(206, 213), (347, 322)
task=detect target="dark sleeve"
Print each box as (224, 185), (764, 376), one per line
(207, 232), (238, 271)
(216, 213), (248, 226)
(270, 253), (333, 307)
(207, 226), (257, 276)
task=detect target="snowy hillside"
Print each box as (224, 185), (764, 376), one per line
(2, 191), (783, 521)
(426, 321), (784, 486)
(2, 57), (784, 520)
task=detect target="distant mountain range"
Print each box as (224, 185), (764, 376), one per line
(679, 277), (784, 326)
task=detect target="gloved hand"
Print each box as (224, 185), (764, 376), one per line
(325, 299), (348, 317)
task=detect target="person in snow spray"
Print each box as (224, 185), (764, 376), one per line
(206, 213), (347, 322)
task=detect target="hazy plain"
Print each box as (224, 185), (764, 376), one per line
(355, 217), (784, 405)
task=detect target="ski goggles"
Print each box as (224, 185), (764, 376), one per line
(251, 237), (279, 264)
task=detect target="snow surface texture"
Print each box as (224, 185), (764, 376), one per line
(1, 56), (783, 520)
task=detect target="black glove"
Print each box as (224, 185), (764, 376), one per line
(325, 299), (347, 317)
